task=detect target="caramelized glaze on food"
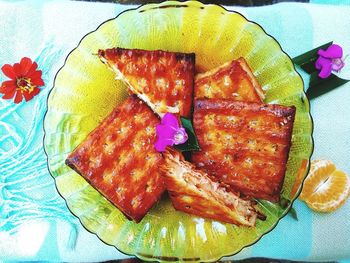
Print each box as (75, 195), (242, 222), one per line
(161, 149), (258, 226)
(98, 48), (195, 118)
(192, 99), (296, 202)
(66, 96), (165, 222)
(195, 58), (264, 102)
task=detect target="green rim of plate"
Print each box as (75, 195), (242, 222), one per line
(44, 1), (313, 262)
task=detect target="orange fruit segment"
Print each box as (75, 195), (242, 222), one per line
(300, 159), (350, 212)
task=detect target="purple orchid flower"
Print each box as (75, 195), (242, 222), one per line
(154, 113), (188, 152)
(315, 44), (345, 79)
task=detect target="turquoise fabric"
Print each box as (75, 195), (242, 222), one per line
(0, 1), (349, 262)
(311, 0), (350, 5)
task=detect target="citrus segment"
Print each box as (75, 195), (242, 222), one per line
(300, 160), (336, 200)
(300, 160), (350, 212)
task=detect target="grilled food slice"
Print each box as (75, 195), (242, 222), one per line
(98, 48), (195, 118)
(195, 58), (264, 102)
(161, 149), (258, 226)
(192, 99), (296, 202)
(66, 96), (165, 223)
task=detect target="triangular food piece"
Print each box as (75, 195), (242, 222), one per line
(192, 99), (296, 202)
(98, 48), (195, 118)
(66, 96), (165, 223)
(161, 149), (258, 226)
(195, 58), (264, 102)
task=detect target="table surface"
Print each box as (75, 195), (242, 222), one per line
(0, 1), (350, 263)
(77, 0), (309, 5)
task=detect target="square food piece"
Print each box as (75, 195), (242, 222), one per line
(66, 96), (165, 223)
(161, 149), (258, 226)
(195, 58), (264, 102)
(192, 99), (296, 202)
(98, 48), (195, 118)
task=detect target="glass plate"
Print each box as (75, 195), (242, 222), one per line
(44, 1), (313, 262)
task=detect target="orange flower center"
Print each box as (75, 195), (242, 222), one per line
(16, 77), (35, 93)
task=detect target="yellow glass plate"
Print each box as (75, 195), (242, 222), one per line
(44, 1), (313, 262)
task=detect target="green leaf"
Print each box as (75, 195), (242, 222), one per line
(279, 197), (290, 209)
(307, 72), (349, 100)
(292, 41), (349, 99)
(174, 117), (201, 152)
(278, 197), (298, 221)
(288, 207), (299, 221)
(292, 41), (333, 73)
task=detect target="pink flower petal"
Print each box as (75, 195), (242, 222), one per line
(315, 56), (333, 79)
(173, 128), (188, 145)
(154, 138), (173, 152)
(161, 112), (179, 128)
(154, 112), (189, 152)
(331, 58), (345, 72)
(156, 124), (176, 141)
(318, 44), (343, 59)
(155, 123), (177, 152)
(315, 56), (331, 70)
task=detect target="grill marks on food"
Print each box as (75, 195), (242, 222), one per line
(192, 99), (295, 202)
(194, 58), (264, 102)
(65, 48), (296, 225)
(66, 97), (165, 222)
(98, 48), (195, 118)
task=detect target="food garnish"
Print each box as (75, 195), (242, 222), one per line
(155, 112), (188, 152)
(0, 57), (44, 103)
(315, 44), (345, 79)
(300, 159), (350, 212)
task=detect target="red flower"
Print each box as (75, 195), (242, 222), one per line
(0, 57), (44, 104)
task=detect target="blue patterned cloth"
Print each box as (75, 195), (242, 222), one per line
(0, 1), (349, 262)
